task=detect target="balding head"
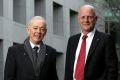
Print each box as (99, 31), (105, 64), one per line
(79, 4), (96, 16)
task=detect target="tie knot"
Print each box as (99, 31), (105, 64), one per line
(82, 35), (88, 40)
(33, 46), (39, 52)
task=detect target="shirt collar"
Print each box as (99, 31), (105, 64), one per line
(81, 28), (96, 38)
(29, 40), (40, 49)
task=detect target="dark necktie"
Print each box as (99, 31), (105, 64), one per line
(75, 35), (88, 80)
(33, 46), (39, 57)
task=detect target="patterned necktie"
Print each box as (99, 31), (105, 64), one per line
(75, 35), (88, 80)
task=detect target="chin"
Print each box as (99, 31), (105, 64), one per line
(35, 41), (41, 45)
(33, 39), (41, 43)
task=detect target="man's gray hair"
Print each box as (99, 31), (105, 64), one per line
(79, 4), (96, 16)
(27, 16), (46, 28)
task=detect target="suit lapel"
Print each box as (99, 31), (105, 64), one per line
(24, 38), (47, 77)
(24, 38), (36, 73)
(85, 30), (100, 64)
(72, 34), (81, 55)
(36, 42), (46, 74)
(70, 34), (81, 73)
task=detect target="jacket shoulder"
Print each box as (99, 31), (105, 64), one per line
(46, 45), (56, 51)
(45, 45), (57, 55)
(8, 44), (24, 52)
(70, 33), (81, 39)
(95, 30), (111, 39)
(68, 33), (81, 42)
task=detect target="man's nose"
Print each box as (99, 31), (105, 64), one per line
(84, 16), (89, 21)
(37, 29), (41, 33)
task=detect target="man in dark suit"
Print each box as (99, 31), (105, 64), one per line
(65, 4), (118, 80)
(4, 16), (58, 80)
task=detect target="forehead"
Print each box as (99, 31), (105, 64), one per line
(79, 6), (95, 16)
(31, 19), (45, 25)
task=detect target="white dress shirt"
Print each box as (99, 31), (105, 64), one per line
(73, 29), (96, 80)
(29, 41), (40, 53)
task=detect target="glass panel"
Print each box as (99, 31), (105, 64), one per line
(104, 0), (120, 79)
(85, 0), (120, 79)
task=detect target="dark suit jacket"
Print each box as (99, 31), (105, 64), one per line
(65, 30), (118, 80)
(4, 39), (58, 80)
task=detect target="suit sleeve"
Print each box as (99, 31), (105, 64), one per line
(46, 48), (58, 80)
(65, 37), (71, 80)
(105, 35), (118, 80)
(4, 47), (16, 80)
(50, 51), (58, 80)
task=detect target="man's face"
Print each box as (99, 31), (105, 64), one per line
(27, 19), (47, 45)
(78, 6), (97, 34)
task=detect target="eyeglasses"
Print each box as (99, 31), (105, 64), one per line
(80, 16), (95, 20)
(33, 27), (46, 33)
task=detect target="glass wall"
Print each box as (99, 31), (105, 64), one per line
(86, 0), (120, 79)
(105, 0), (120, 79)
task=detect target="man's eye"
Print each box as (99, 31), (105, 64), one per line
(89, 16), (94, 19)
(34, 28), (38, 29)
(41, 28), (44, 30)
(41, 28), (46, 31)
(81, 16), (85, 19)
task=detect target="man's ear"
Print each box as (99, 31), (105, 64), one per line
(95, 16), (98, 21)
(44, 29), (47, 35)
(26, 27), (30, 34)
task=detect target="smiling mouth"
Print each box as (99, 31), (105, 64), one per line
(34, 35), (41, 38)
(83, 23), (90, 25)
